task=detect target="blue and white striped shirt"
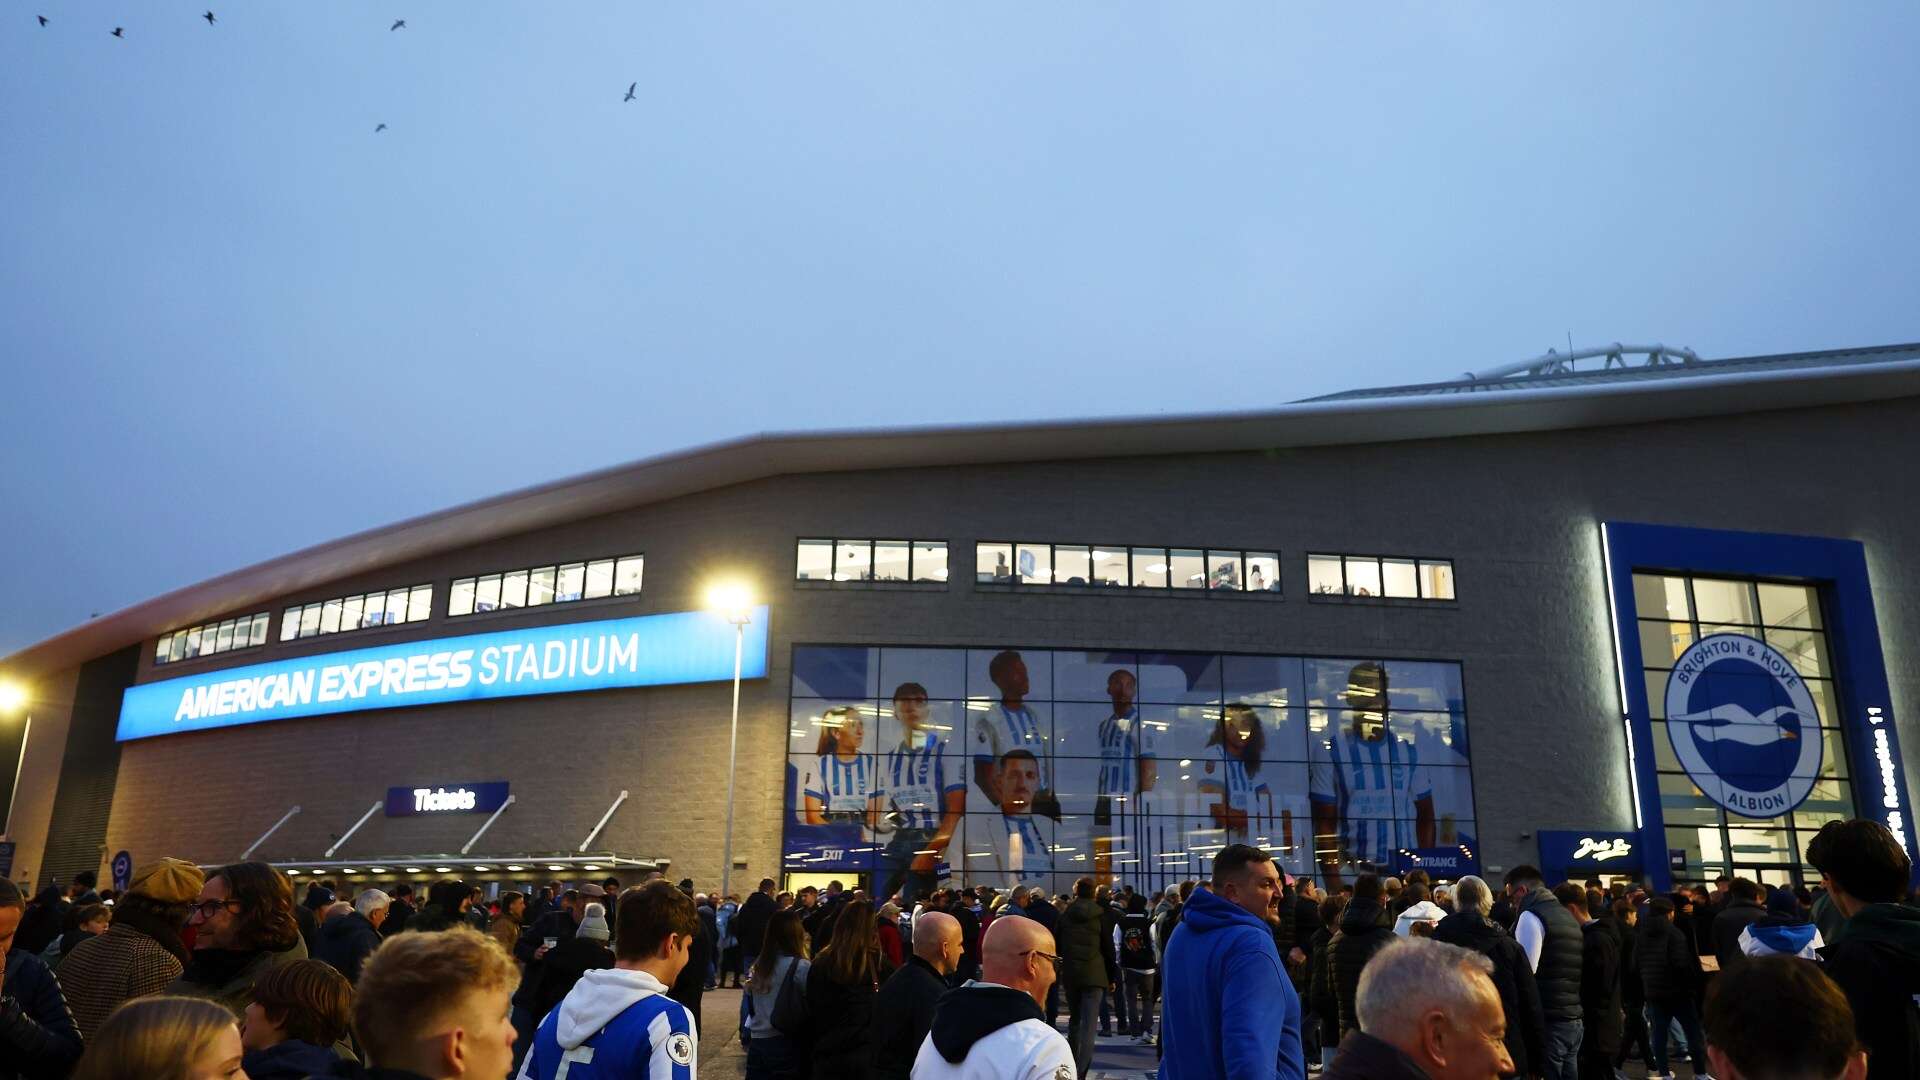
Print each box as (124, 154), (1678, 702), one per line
(882, 731), (962, 831)
(803, 753), (872, 817)
(972, 703), (1050, 788)
(1308, 726), (1434, 863)
(1097, 708), (1157, 797)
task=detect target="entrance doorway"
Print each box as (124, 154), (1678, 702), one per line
(1731, 864), (1802, 889)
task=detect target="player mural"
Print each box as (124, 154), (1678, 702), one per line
(784, 645), (1478, 898)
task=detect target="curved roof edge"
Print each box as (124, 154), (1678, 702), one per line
(7, 347), (1920, 681)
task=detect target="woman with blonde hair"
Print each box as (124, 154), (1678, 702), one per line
(73, 996), (246, 1080)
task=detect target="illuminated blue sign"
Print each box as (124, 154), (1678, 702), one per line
(386, 782), (511, 816)
(117, 606), (769, 741)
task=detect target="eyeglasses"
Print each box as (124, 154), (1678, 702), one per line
(1021, 949), (1064, 970)
(188, 899), (242, 922)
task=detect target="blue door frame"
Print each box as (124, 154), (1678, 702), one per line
(1601, 522), (1916, 891)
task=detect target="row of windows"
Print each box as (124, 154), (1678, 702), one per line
(1307, 554), (1455, 600)
(977, 543), (1283, 592)
(448, 555), (644, 617)
(155, 613), (271, 664)
(795, 540), (949, 583)
(282, 585), (435, 642)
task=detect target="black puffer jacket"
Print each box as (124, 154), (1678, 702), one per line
(804, 953), (895, 1080)
(1636, 912), (1700, 1006)
(0, 947), (84, 1080)
(1431, 911), (1545, 1076)
(1517, 889), (1583, 1021)
(1579, 916), (1623, 1056)
(1327, 897), (1396, 1040)
(1306, 925), (1339, 1049)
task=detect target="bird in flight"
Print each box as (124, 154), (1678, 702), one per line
(624, 82), (637, 102)
(204, 11), (216, 25)
(390, 19), (406, 31)
(37, 15), (48, 26)
(374, 123), (388, 133)
(111, 27), (124, 37)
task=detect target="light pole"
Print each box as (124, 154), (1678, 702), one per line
(706, 585), (754, 902)
(0, 681), (29, 841)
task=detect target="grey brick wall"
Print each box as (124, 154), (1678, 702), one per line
(95, 395), (1920, 885)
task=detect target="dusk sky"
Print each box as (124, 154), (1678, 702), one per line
(3, 4), (1917, 657)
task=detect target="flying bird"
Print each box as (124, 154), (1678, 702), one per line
(624, 82), (636, 102)
(390, 19), (406, 30)
(111, 27), (125, 37)
(37, 15), (48, 26)
(204, 11), (216, 25)
(374, 123), (387, 133)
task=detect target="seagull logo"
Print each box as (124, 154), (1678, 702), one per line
(1669, 703), (1803, 745)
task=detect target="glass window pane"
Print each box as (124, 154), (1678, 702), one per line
(184, 627), (203, 656)
(1638, 620), (1695, 667)
(1419, 560), (1455, 600)
(1207, 551), (1243, 591)
(556, 563), (586, 602)
(361, 592), (386, 626)
(874, 541), (911, 582)
(1091, 546), (1127, 587)
(298, 605), (321, 638)
(835, 543), (871, 583)
(1245, 552), (1280, 593)
(1381, 558), (1418, 598)
(1308, 555), (1344, 595)
(385, 588), (410, 623)
(1764, 627), (1832, 679)
(1015, 543), (1052, 586)
(1131, 548), (1169, 588)
(614, 556), (645, 595)
(1344, 557), (1381, 597)
(500, 570), (528, 609)
(1169, 548), (1206, 590)
(1693, 578), (1759, 626)
(584, 559), (614, 599)
(340, 595), (364, 630)
(250, 614), (269, 647)
(156, 633), (173, 664)
(280, 609), (300, 642)
(473, 576), (500, 613)
(320, 600), (343, 635)
(409, 586), (433, 622)
(976, 543), (1014, 583)
(796, 539), (834, 581)
(911, 541), (948, 582)
(1758, 582), (1821, 629)
(214, 621), (236, 653)
(1633, 574), (1691, 621)
(528, 567), (556, 606)
(1054, 544), (1091, 585)
(449, 578), (475, 617)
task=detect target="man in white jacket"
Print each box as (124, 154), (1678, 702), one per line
(913, 912), (1076, 1080)
(518, 882), (700, 1080)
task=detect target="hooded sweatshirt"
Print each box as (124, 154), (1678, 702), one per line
(1820, 902), (1920, 1080)
(909, 982), (1074, 1080)
(1159, 885), (1304, 1080)
(516, 967), (696, 1080)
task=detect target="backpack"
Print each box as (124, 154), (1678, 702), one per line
(770, 958), (809, 1038)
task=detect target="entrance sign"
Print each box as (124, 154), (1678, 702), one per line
(1663, 634), (1821, 817)
(386, 782), (510, 816)
(117, 606), (769, 741)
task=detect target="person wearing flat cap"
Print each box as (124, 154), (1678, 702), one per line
(54, 857), (207, 1040)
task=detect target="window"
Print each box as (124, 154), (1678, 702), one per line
(157, 610), (274, 664)
(794, 539), (951, 587)
(279, 583), (434, 642)
(449, 553), (645, 617)
(974, 542), (1284, 597)
(1307, 554), (1456, 602)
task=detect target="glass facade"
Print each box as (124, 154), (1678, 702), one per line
(795, 539), (949, 584)
(1308, 553), (1455, 600)
(281, 585), (433, 642)
(449, 555), (642, 617)
(783, 644), (1476, 899)
(976, 542), (1282, 594)
(1635, 572), (1854, 886)
(156, 612), (271, 664)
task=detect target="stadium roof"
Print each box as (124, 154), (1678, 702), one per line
(6, 339), (1920, 683)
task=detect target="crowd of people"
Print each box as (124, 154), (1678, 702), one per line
(0, 816), (1916, 1079)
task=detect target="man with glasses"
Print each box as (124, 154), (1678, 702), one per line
(166, 861), (308, 1016)
(913, 912), (1077, 1079)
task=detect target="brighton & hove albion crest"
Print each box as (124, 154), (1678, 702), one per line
(1663, 633), (1821, 817)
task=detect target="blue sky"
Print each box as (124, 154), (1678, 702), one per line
(3, 4), (1917, 655)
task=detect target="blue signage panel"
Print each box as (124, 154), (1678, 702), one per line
(1662, 633), (1822, 817)
(117, 606), (769, 741)
(111, 850), (134, 892)
(1538, 830), (1642, 875)
(386, 782), (510, 816)
(1390, 847), (1481, 878)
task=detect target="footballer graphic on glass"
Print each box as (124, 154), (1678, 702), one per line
(873, 681), (966, 904)
(799, 705), (877, 828)
(983, 747), (1054, 888)
(1093, 668), (1157, 882)
(1310, 661), (1436, 888)
(971, 650), (1062, 820)
(1201, 702), (1278, 845)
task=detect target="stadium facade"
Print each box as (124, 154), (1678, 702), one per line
(3, 341), (1918, 899)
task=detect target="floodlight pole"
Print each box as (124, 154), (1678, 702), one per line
(720, 610), (749, 901)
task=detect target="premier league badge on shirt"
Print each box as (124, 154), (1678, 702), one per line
(1664, 633), (1822, 817)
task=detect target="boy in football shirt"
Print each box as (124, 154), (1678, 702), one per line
(971, 650), (1061, 820)
(1308, 662), (1436, 891)
(874, 681), (966, 904)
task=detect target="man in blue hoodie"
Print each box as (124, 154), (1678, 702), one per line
(518, 881), (700, 1080)
(1159, 843), (1304, 1080)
